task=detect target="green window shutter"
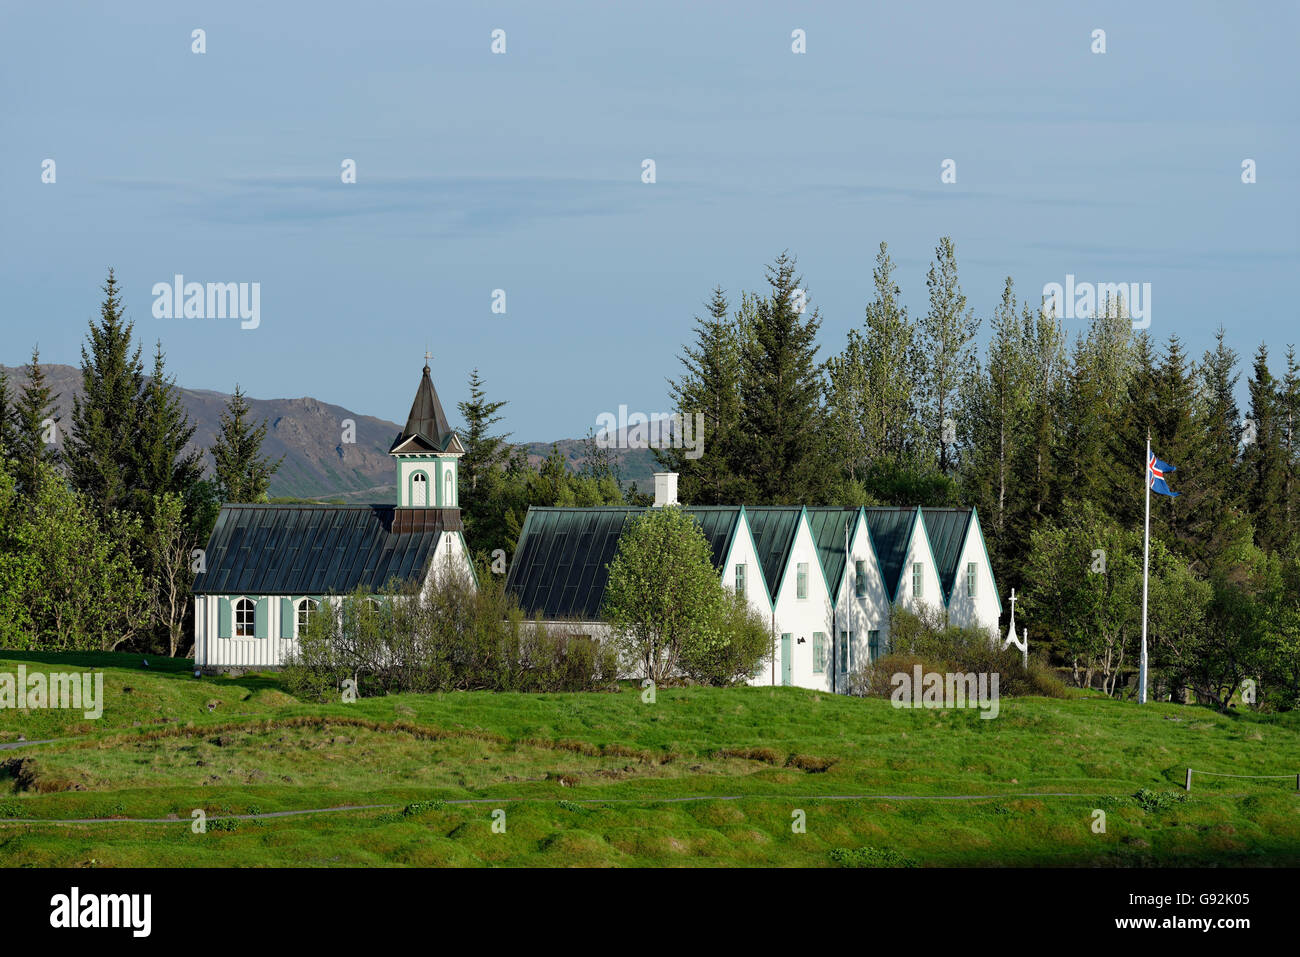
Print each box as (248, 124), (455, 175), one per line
(280, 597), (295, 636)
(869, 630), (881, 663)
(254, 598), (269, 639)
(854, 559), (866, 598)
(813, 632), (825, 673)
(797, 563), (808, 599)
(218, 597), (232, 639)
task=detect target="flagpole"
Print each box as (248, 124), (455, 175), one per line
(1139, 430), (1151, 705)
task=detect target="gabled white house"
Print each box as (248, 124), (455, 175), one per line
(506, 485), (1003, 693)
(190, 362), (476, 670)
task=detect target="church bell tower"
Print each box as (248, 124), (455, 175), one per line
(389, 360), (465, 509)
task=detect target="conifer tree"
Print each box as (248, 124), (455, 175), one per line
(65, 269), (145, 514)
(211, 385), (281, 503)
(12, 345), (61, 495)
(1242, 344), (1287, 552)
(457, 368), (511, 495)
(135, 341), (202, 517)
(736, 252), (829, 504)
(0, 368), (15, 459)
(661, 287), (745, 503)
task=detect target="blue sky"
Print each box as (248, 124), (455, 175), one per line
(1, 1), (1296, 440)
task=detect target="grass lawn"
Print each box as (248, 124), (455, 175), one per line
(1, 651), (1298, 866)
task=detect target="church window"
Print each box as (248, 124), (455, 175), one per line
(796, 562), (808, 599)
(235, 598), (255, 638)
(735, 563), (746, 598)
(412, 472), (427, 506)
(296, 598), (319, 635)
(444, 470), (453, 505)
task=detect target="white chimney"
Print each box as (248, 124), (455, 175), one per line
(653, 472), (679, 508)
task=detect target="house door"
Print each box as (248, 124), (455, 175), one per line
(781, 633), (792, 686)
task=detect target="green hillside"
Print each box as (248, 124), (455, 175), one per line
(1, 652), (1297, 867)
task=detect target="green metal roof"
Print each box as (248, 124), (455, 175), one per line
(921, 508), (974, 603)
(505, 506), (742, 620)
(864, 507), (915, 600)
(739, 506), (803, 598)
(805, 507), (860, 602)
(193, 505), (460, 596)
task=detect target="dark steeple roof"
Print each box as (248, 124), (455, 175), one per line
(389, 364), (461, 454)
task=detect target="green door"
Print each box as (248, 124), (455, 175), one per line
(781, 633), (793, 686)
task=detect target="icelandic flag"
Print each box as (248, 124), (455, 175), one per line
(1148, 451), (1179, 497)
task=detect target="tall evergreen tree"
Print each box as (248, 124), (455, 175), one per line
(457, 368), (512, 495)
(1279, 345), (1300, 537)
(211, 385), (281, 503)
(1242, 344), (1287, 552)
(660, 287), (745, 504)
(736, 252), (829, 504)
(918, 237), (979, 475)
(1185, 328), (1244, 572)
(135, 341), (202, 517)
(0, 368), (15, 459)
(1009, 299), (1066, 540)
(11, 345), (61, 494)
(65, 269), (145, 514)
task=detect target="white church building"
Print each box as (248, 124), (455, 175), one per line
(191, 362), (475, 670)
(192, 362), (1003, 689)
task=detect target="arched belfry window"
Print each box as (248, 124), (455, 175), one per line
(444, 470), (453, 506)
(412, 471), (428, 507)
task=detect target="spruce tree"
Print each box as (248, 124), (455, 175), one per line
(1186, 328), (1243, 571)
(736, 252), (829, 504)
(661, 286), (744, 503)
(457, 368), (512, 495)
(918, 237), (979, 475)
(1242, 344), (1287, 552)
(211, 385), (281, 503)
(135, 341), (202, 518)
(65, 269), (145, 514)
(1279, 346), (1300, 537)
(12, 345), (61, 495)
(0, 368), (15, 459)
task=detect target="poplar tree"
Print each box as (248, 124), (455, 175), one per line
(65, 269), (145, 514)
(918, 237), (979, 475)
(961, 277), (1029, 580)
(211, 385), (281, 503)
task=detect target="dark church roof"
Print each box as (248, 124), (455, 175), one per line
(389, 364), (460, 454)
(192, 505), (462, 596)
(505, 506), (745, 620)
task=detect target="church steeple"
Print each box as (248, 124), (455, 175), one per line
(390, 361), (464, 509)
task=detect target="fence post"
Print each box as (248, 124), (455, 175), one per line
(1185, 768), (1193, 791)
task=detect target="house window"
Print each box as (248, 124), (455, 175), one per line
(296, 598), (319, 635)
(234, 598), (255, 638)
(868, 629), (881, 663)
(813, 632), (826, 673)
(735, 563), (746, 598)
(966, 562), (977, 598)
(412, 472), (427, 506)
(912, 562), (923, 598)
(854, 559), (866, 598)
(839, 631), (850, 672)
(797, 562), (808, 599)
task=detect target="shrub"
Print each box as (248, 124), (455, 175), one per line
(680, 589), (772, 686)
(282, 574), (619, 697)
